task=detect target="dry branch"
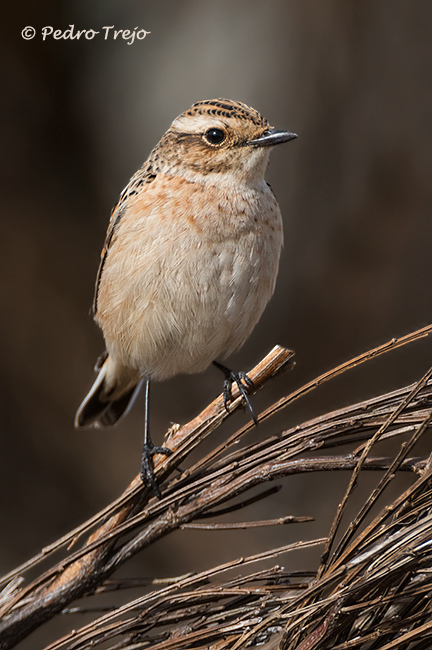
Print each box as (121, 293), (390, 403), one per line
(0, 346), (294, 649)
(1, 325), (432, 649)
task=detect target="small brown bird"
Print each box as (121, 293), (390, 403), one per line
(75, 99), (297, 494)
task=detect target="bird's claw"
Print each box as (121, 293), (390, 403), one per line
(140, 442), (172, 499)
(214, 362), (258, 425)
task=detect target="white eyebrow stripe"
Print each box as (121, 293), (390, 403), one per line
(170, 114), (229, 134)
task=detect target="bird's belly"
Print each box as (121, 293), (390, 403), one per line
(97, 230), (280, 380)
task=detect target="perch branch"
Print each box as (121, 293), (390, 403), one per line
(2, 325), (432, 649)
(0, 346), (294, 650)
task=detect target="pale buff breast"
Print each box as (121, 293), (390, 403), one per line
(96, 174), (283, 380)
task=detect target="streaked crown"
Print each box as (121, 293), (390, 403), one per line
(175, 98), (268, 130)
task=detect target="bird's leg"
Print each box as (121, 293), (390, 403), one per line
(213, 361), (258, 425)
(140, 377), (172, 498)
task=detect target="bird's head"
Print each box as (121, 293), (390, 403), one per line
(156, 99), (297, 186)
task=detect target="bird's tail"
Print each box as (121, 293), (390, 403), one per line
(75, 354), (141, 428)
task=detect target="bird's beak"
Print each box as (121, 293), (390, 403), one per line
(246, 128), (298, 147)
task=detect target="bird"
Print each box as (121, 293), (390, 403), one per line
(75, 98), (297, 495)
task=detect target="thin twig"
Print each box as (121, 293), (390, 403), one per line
(181, 516), (314, 529)
(318, 366), (432, 577)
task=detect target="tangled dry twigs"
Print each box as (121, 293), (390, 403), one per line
(2, 324), (432, 649)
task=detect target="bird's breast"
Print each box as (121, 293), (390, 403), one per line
(96, 174), (283, 378)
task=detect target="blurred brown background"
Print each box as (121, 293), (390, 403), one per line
(1, 1), (432, 646)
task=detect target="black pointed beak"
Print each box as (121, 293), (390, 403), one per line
(246, 128), (298, 147)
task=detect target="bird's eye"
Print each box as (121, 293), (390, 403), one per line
(204, 128), (226, 145)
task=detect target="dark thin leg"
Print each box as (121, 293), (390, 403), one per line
(140, 378), (172, 498)
(213, 361), (258, 425)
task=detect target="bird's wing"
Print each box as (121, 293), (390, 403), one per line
(92, 201), (125, 316)
(92, 164), (158, 316)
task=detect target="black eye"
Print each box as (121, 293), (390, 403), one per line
(204, 128), (226, 145)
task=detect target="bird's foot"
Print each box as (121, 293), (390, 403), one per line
(140, 441), (172, 499)
(213, 361), (258, 425)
